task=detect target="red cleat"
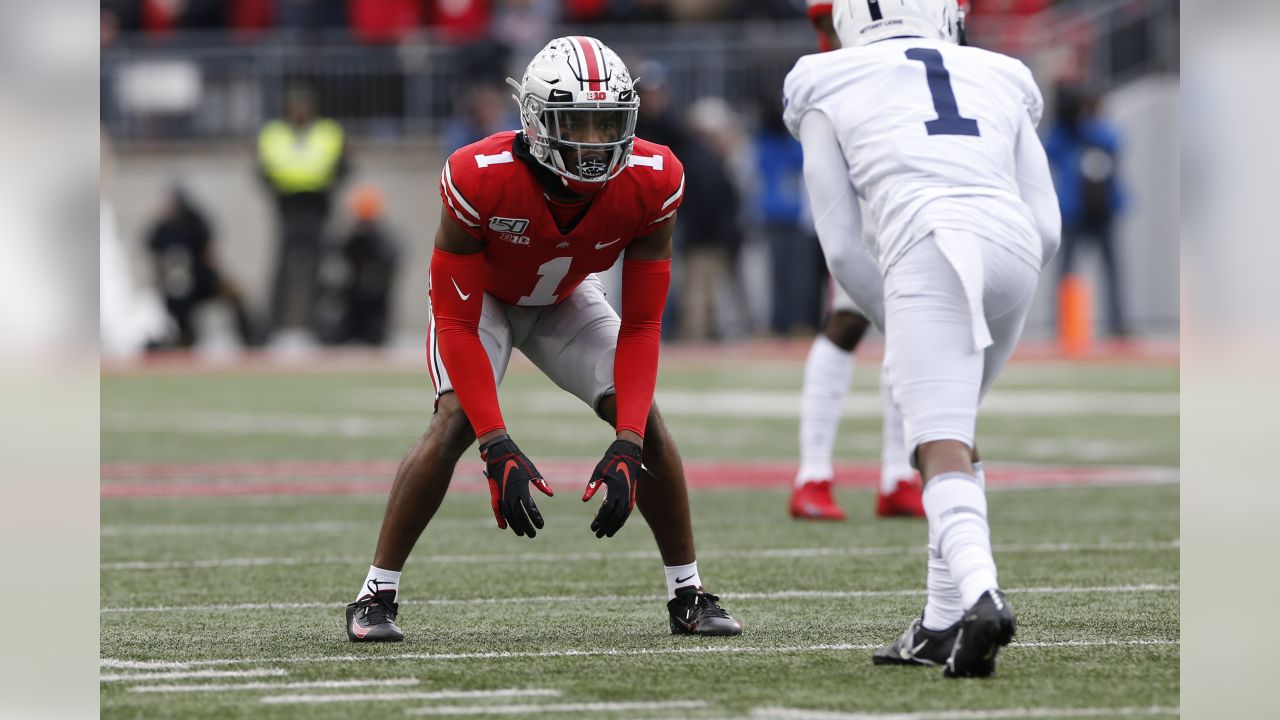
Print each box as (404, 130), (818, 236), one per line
(789, 479), (847, 521)
(876, 477), (926, 518)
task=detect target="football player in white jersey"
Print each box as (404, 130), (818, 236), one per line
(789, 0), (921, 522)
(784, 0), (1061, 677)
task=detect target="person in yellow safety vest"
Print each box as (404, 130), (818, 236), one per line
(257, 85), (350, 344)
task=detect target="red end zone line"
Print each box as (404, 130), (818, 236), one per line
(100, 461), (1173, 498)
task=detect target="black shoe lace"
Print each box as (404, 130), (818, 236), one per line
(359, 593), (395, 625)
(694, 592), (731, 620)
(358, 580), (395, 625)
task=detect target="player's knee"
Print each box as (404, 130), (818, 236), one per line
(917, 439), (974, 483)
(824, 310), (869, 351)
(595, 392), (618, 426)
(432, 393), (476, 458)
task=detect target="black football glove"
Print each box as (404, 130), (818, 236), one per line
(582, 440), (642, 538)
(480, 434), (553, 538)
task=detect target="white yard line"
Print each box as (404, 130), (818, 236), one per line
(750, 705), (1180, 720)
(101, 668), (287, 682)
(102, 389), (1176, 439)
(403, 700), (709, 716)
(100, 639), (1178, 672)
(129, 678), (419, 694)
(100, 539), (1178, 572)
(260, 688), (560, 705)
(101, 583), (1178, 615)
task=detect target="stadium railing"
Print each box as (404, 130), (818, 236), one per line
(100, 0), (1177, 146)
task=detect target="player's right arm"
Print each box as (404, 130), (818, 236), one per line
(796, 110), (886, 329)
(431, 213), (554, 537)
(430, 212), (503, 441)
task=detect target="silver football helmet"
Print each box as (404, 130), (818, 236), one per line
(831, 0), (963, 48)
(506, 36), (639, 186)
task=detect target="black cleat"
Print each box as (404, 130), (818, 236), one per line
(872, 615), (960, 666)
(345, 586), (405, 643)
(667, 586), (742, 636)
(944, 589), (1016, 678)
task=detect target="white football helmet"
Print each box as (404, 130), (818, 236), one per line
(831, 0), (963, 49)
(506, 36), (639, 188)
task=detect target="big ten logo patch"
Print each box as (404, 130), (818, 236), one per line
(500, 233), (531, 246)
(489, 217), (530, 234)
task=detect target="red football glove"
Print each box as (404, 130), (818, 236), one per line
(481, 434), (553, 538)
(582, 440), (642, 538)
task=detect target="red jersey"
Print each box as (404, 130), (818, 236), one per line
(439, 131), (685, 306)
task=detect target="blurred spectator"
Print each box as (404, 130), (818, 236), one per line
(755, 94), (819, 336)
(278, 0), (348, 32)
(444, 83), (519, 152)
(257, 85), (350, 344)
(336, 186), (399, 345)
(493, 0), (558, 61)
(178, 0), (227, 30)
(349, 0), (423, 43)
(146, 184), (258, 349)
(634, 60), (687, 157)
(732, 0), (804, 21)
(426, 0), (491, 42)
(229, 0), (275, 33)
(1045, 85), (1129, 337)
(101, 0), (142, 45)
(564, 0), (610, 23)
(677, 97), (744, 342)
(618, 0), (674, 23)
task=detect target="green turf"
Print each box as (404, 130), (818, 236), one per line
(101, 358), (1179, 718)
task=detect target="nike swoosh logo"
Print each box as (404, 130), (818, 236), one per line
(451, 277), (471, 301)
(595, 238), (621, 250)
(352, 617), (371, 639)
(907, 638), (929, 657)
(501, 460), (518, 497)
(675, 574), (696, 584)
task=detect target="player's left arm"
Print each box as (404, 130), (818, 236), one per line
(579, 216), (674, 538)
(613, 215), (674, 443)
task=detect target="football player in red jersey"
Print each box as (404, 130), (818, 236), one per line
(345, 37), (741, 642)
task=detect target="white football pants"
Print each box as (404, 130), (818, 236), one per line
(881, 232), (1039, 456)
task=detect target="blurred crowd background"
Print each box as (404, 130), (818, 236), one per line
(98, 0), (1179, 357)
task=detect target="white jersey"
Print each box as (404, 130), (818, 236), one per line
(784, 37), (1045, 270)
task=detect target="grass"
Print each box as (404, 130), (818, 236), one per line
(101, 354), (1179, 719)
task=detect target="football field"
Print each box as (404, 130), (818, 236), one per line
(101, 347), (1179, 719)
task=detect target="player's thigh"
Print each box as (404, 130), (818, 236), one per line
(978, 246), (1039, 399)
(520, 275), (621, 415)
(427, 292), (515, 403)
(882, 240), (983, 451)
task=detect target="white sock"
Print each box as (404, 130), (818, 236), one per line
(797, 335), (855, 487)
(973, 461), (986, 489)
(879, 372), (914, 493)
(664, 562), (702, 599)
(922, 545), (966, 630)
(923, 473), (999, 610)
(357, 566), (401, 602)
